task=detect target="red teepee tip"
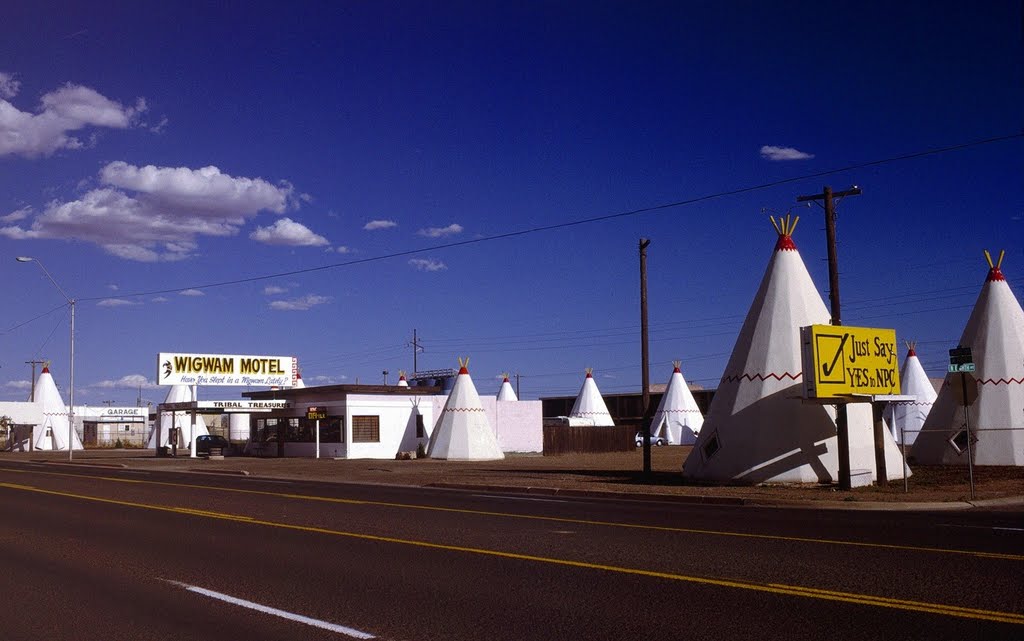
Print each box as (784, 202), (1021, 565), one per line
(458, 366), (469, 375)
(775, 235), (797, 251)
(41, 366), (50, 373)
(585, 371), (593, 378)
(987, 266), (1006, 282)
(906, 348), (916, 357)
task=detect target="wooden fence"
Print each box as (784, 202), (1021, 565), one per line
(542, 423), (635, 455)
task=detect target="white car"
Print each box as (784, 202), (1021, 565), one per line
(634, 432), (666, 447)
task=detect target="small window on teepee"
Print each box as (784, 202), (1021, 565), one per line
(948, 429), (971, 455)
(702, 431), (721, 461)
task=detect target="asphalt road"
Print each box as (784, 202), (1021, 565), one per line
(0, 461), (1021, 641)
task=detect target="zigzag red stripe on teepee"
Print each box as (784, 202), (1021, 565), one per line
(721, 372), (802, 383)
(977, 377), (1024, 386)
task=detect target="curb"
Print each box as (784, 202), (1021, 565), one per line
(187, 468), (251, 477)
(32, 460), (128, 469)
(425, 482), (747, 505)
(424, 482), (1007, 511)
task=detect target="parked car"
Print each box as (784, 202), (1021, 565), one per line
(195, 434), (233, 455)
(634, 432), (666, 447)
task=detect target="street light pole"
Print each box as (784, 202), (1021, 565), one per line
(17, 256), (76, 461)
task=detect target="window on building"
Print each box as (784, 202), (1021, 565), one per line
(415, 414), (425, 438)
(322, 417), (343, 442)
(352, 415), (380, 443)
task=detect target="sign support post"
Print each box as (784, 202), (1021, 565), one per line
(949, 346), (976, 500)
(307, 407), (328, 460)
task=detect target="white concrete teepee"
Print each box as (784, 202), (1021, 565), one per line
(146, 385), (209, 449)
(496, 373), (517, 401)
(569, 368), (614, 426)
(294, 371), (306, 388)
(883, 342), (937, 445)
(32, 365), (84, 451)
(427, 358), (504, 460)
(396, 370), (409, 388)
(649, 362), (704, 445)
(911, 251), (1024, 466)
(682, 215), (907, 484)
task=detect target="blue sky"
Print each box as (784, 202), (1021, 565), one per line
(1, 1), (1021, 406)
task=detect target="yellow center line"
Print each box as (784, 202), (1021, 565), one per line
(1, 466), (1021, 562)
(0, 480), (1021, 626)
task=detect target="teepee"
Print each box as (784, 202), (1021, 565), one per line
(146, 385), (209, 449)
(569, 368), (614, 426)
(682, 215), (907, 484)
(396, 370), (409, 388)
(32, 365), (84, 451)
(649, 362), (704, 445)
(294, 371), (306, 388)
(427, 358), (504, 460)
(883, 342), (937, 445)
(911, 251), (1024, 466)
(497, 373), (518, 401)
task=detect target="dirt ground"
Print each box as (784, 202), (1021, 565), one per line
(7, 446), (1023, 505)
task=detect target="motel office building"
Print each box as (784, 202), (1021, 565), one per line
(240, 383), (542, 458)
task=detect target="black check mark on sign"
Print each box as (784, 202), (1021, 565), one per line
(821, 333), (849, 378)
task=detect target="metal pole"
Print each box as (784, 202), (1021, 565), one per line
(961, 372), (975, 500)
(900, 410), (908, 493)
(68, 299), (75, 461)
(315, 419), (320, 459)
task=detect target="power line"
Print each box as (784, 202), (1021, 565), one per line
(75, 132), (1024, 303)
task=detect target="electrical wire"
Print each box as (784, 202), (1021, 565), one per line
(73, 132), (1024, 303)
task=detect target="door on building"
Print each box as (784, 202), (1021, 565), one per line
(83, 422), (98, 447)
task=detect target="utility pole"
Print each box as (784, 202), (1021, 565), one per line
(796, 185), (861, 490)
(515, 373), (521, 399)
(408, 329), (424, 375)
(639, 238), (652, 477)
(25, 360), (46, 401)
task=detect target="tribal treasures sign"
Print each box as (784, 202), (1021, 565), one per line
(158, 353), (297, 387)
(800, 325), (901, 399)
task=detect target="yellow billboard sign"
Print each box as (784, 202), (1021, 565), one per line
(800, 325), (900, 399)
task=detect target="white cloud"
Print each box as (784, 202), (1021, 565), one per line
(364, 219), (397, 231)
(263, 285), (287, 295)
(0, 162), (299, 261)
(5, 380), (31, 390)
(418, 223), (463, 238)
(96, 298), (139, 307)
(1, 206), (30, 222)
(92, 374), (158, 389)
(0, 81), (146, 157)
(0, 72), (20, 99)
(101, 162), (293, 215)
(333, 245), (352, 254)
(151, 296), (169, 303)
(759, 145), (815, 161)
(179, 289), (204, 297)
(409, 258), (447, 272)
(250, 217), (329, 246)
(310, 374), (346, 384)
(269, 294), (330, 311)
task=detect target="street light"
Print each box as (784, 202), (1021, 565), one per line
(17, 256), (76, 461)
